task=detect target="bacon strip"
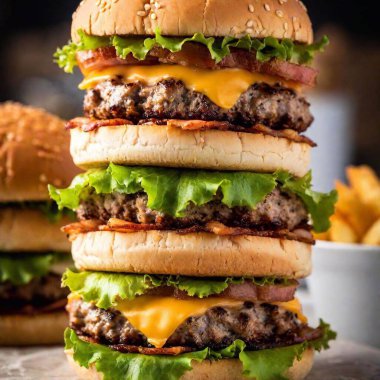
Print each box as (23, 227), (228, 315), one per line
(77, 45), (318, 86)
(65, 117), (315, 146)
(63, 219), (315, 244)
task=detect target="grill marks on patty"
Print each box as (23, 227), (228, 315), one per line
(84, 79), (313, 132)
(68, 298), (313, 351)
(77, 188), (308, 232)
(0, 273), (69, 314)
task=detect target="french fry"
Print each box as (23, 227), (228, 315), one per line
(362, 219), (380, 246)
(313, 231), (330, 241)
(335, 180), (377, 239)
(329, 215), (359, 244)
(347, 166), (380, 217)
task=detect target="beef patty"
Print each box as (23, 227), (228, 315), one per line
(77, 188), (308, 231)
(0, 273), (69, 313)
(68, 298), (314, 351)
(84, 79), (313, 132)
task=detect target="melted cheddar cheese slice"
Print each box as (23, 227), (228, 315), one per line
(114, 296), (308, 348)
(79, 64), (301, 109)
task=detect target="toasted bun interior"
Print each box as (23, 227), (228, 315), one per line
(71, 230), (312, 278)
(72, 0), (313, 44)
(0, 207), (71, 252)
(70, 125), (311, 177)
(66, 347), (314, 380)
(0, 102), (79, 202)
(0, 311), (68, 346)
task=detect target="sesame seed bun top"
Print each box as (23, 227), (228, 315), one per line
(0, 102), (79, 202)
(71, 0), (313, 45)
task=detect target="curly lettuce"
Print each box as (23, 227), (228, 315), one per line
(54, 29), (329, 73)
(49, 164), (336, 232)
(62, 269), (286, 309)
(65, 320), (336, 380)
(0, 253), (68, 286)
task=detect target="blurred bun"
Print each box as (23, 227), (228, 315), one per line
(72, 0), (313, 44)
(0, 102), (79, 202)
(0, 207), (71, 252)
(0, 311), (68, 346)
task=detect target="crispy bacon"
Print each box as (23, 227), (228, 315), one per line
(66, 117), (133, 132)
(65, 117), (315, 146)
(63, 219), (314, 244)
(77, 44), (318, 86)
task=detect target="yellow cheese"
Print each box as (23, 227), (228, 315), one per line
(79, 64), (300, 109)
(116, 296), (244, 348)
(274, 298), (308, 324)
(112, 296), (307, 348)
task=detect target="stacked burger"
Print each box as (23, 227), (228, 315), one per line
(51, 0), (337, 378)
(0, 103), (78, 345)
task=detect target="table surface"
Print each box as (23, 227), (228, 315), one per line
(0, 340), (379, 380)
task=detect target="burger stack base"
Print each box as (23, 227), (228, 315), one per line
(51, 0), (337, 378)
(0, 103), (78, 345)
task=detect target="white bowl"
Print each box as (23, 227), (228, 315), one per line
(308, 241), (380, 348)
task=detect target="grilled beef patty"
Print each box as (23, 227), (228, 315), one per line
(84, 79), (313, 132)
(68, 298), (312, 351)
(0, 273), (69, 313)
(77, 188), (308, 231)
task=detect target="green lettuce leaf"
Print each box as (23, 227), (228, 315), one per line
(65, 320), (336, 380)
(0, 253), (58, 285)
(54, 30), (110, 73)
(54, 29), (329, 73)
(276, 171), (338, 233)
(65, 328), (208, 380)
(49, 164), (336, 232)
(63, 269), (284, 309)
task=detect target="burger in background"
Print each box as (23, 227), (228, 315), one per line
(0, 102), (79, 345)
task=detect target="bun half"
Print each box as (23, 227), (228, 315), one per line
(0, 311), (68, 346)
(71, 230), (312, 278)
(0, 102), (79, 202)
(66, 347), (314, 380)
(72, 0), (313, 44)
(0, 207), (71, 252)
(70, 125), (311, 177)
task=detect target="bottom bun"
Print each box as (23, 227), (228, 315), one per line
(0, 311), (68, 346)
(66, 347), (314, 380)
(71, 231), (312, 278)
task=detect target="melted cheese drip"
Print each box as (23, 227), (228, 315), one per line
(114, 296), (307, 348)
(274, 298), (308, 324)
(79, 64), (300, 109)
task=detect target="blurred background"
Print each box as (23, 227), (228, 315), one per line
(0, 1), (379, 190)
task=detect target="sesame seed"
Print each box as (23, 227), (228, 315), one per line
(264, 3), (271, 11)
(144, 3), (151, 10)
(246, 20), (254, 27)
(150, 0), (154, 3)
(248, 4), (254, 13)
(283, 22), (289, 30)
(39, 174), (47, 183)
(150, 12), (157, 20)
(246, 28), (254, 34)
(155, 2), (161, 9)
(276, 9), (284, 17)
(278, 0), (287, 4)
(137, 10), (146, 16)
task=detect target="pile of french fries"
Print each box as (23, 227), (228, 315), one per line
(316, 166), (380, 246)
